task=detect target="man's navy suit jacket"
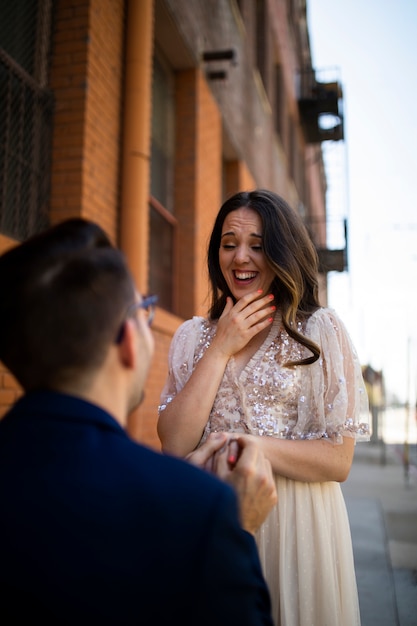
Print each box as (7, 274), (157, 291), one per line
(0, 391), (272, 625)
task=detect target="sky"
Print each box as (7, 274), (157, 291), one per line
(307, 0), (417, 404)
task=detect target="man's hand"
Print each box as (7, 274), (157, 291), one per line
(186, 432), (229, 473)
(187, 433), (277, 534)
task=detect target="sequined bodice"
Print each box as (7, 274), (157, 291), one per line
(195, 316), (315, 441)
(159, 308), (370, 444)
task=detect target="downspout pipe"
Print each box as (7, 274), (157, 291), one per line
(120, 0), (154, 293)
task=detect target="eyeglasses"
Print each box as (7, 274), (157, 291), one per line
(115, 294), (158, 343)
(127, 294), (158, 327)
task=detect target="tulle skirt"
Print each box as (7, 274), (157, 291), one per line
(255, 476), (361, 626)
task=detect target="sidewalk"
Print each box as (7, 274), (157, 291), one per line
(342, 441), (417, 626)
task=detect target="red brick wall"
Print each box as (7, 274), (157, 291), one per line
(0, 365), (22, 420)
(49, 0), (124, 241)
(0, 235), (22, 414)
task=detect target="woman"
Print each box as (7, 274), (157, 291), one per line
(157, 189), (370, 626)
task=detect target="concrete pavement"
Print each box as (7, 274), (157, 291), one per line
(343, 441), (417, 626)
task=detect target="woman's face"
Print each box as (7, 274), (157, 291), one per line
(219, 207), (275, 301)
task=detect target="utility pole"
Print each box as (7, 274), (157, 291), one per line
(404, 336), (411, 485)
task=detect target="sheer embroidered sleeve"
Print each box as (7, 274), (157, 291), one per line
(158, 317), (203, 414)
(294, 308), (370, 443)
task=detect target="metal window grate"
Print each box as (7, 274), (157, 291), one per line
(0, 0), (54, 241)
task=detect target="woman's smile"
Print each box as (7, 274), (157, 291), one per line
(233, 270), (258, 285)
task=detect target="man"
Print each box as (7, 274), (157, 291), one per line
(0, 218), (276, 625)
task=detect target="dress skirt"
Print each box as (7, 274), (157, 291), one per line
(255, 476), (361, 626)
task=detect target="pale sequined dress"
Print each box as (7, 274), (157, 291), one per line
(159, 307), (370, 626)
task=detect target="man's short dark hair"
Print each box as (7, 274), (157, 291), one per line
(0, 219), (136, 391)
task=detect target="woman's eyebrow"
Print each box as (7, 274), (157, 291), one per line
(221, 231), (262, 238)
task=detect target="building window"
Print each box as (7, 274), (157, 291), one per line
(149, 53), (177, 312)
(275, 64), (286, 144)
(256, 0), (267, 84)
(0, 0), (54, 240)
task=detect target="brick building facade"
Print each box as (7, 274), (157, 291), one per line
(0, 0), (344, 449)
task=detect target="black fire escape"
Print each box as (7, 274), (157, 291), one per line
(298, 68), (344, 143)
(305, 217), (348, 274)
(298, 68), (347, 273)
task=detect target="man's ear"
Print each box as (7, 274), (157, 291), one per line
(117, 319), (137, 369)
